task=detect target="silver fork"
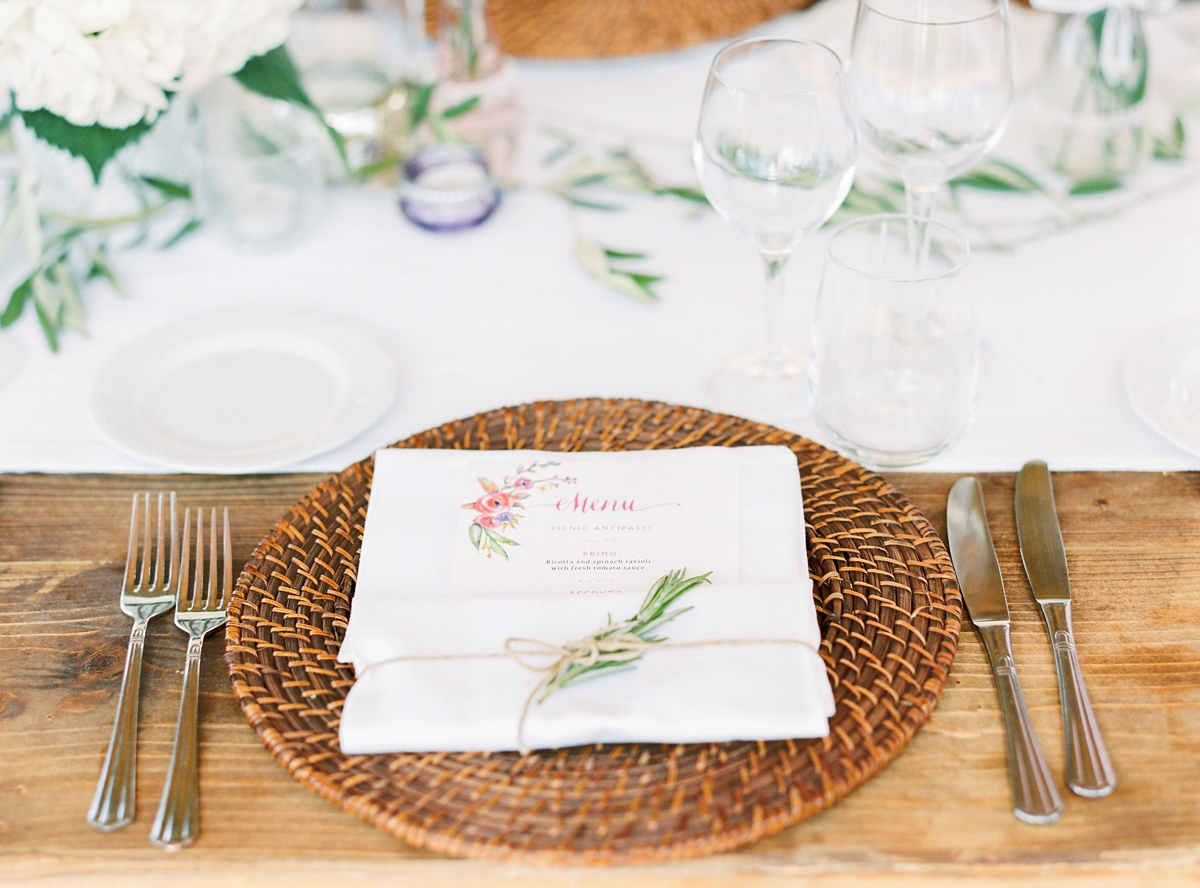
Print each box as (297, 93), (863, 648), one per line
(149, 507), (231, 850)
(88, 492), (177, 831)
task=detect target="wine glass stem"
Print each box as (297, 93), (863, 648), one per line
(761, 248), (792, 369)
(904, 182), (938, 276)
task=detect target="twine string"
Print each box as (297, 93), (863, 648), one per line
(357, 630), (820, 755)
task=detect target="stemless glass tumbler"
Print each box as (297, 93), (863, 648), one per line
(694, 38), (857, 418)
(809, 214), (978, 467)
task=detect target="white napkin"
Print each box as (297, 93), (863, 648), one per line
(337, 446), (835, 753)
(338, 583), (834, 753)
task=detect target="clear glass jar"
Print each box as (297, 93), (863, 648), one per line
(430, 0), (520, 175)
(1033, 7), (1149, 187)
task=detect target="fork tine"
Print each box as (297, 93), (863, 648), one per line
(222, 507), (231, 608)
(136, 492), (151, 592)
(150, 493), (164, 592)
(192, 507), (204, 609)
(177, 509), (192, 610)
(207, 507), (218, 609)
(122, 494), (141, 593)
(161, 492), (176, 591)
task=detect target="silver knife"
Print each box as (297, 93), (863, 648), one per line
(1015, 460), (1116, 798)
(947, 477), (1063, 824)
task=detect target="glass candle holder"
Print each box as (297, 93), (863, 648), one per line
(399, 143), (500, 231)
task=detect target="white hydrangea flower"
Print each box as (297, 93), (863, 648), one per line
(0, 0), (304, 129)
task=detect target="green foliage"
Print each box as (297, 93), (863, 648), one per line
(234, 44), (347, 164)
(537, 569), (711, 701)
(19, 109), (154, 183)
(1068, 177), (1123, 195)
(950, 159), (1045, 194)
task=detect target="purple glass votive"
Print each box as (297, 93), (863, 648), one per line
(399, 144), (500, 232)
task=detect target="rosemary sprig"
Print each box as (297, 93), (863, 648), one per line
(537, 568), (712, 702)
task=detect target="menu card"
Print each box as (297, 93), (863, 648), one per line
(449, 455), (740, 596)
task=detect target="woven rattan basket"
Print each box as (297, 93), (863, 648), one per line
(430, 0), (821, 59)
(226, 398), (961, 864)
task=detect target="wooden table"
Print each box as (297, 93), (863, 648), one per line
(2, 471), (1198, 886)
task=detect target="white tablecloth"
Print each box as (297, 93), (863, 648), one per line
(1, 0), (1198, 474)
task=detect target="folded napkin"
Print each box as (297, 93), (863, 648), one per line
(338, 582), (834, 753)
(337, 446), (835, 753)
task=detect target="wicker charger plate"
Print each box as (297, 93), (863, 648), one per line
(226, 398), (962, 865)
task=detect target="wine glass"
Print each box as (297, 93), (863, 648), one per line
(694, 38), (857, 418)
(848, 0), (1013, 225)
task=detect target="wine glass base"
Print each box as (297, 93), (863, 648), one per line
(707, 347), (808, 421)
(812, 411), (964, 469)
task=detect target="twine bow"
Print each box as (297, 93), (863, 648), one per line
(504, 621), (660, 752)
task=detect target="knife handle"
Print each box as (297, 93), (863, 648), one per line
(977, 623), (1063, 824)
(1039, 600), (1117, 797)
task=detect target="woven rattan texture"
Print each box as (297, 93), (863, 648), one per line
(226, 399), (962, 864)
(428, 0), (820, 60)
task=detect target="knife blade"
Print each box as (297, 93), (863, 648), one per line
(1015, 460), (1116, 798)
(947, 477), (1063, 824)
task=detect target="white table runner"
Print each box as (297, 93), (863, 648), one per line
(1, 0), (1198, 474)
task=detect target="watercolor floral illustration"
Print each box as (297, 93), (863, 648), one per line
(463, 460), (575, 559)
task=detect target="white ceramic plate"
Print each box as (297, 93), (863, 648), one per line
(1124, 319), (1200, 459)
(91, 310), (398, 473)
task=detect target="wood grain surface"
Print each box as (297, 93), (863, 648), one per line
(1, 470), (1198, 886)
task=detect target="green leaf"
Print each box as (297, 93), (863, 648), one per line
(440, 96), (480, 119)
(408, 82), (435, 131)
(19, 108), (153, 183)
(139, 175), (191, 200)
(234, 45), (314, 111)
(623, 272), (660, 302)
(655, 185), (710, 205)
(566, 196), (622, 211)
(350, 154), (402, 181)
(468, 522), (483, 550)
(487, 530), (519, 546)
(541, 141), (573, 167)
(162, 217), (202, 249)
(1069, 177), (1123, 196)
(1, 276), (32, 327)
(84, 249), (124, 296)
(570, 173), (610, 187)
(950, 159), (1044, 193)
(233, 44), (347, 164)
(32, 286), (59, 352)
(603, 248), (647, 260)
(1154, 116), (1186, 160)
(48, 261), (85, 334)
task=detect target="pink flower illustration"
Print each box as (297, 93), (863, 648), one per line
(465, 461), (574, 559)
(475, 492), (515, 513)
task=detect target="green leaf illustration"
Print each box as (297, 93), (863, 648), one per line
(484, 531), (510, 560)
